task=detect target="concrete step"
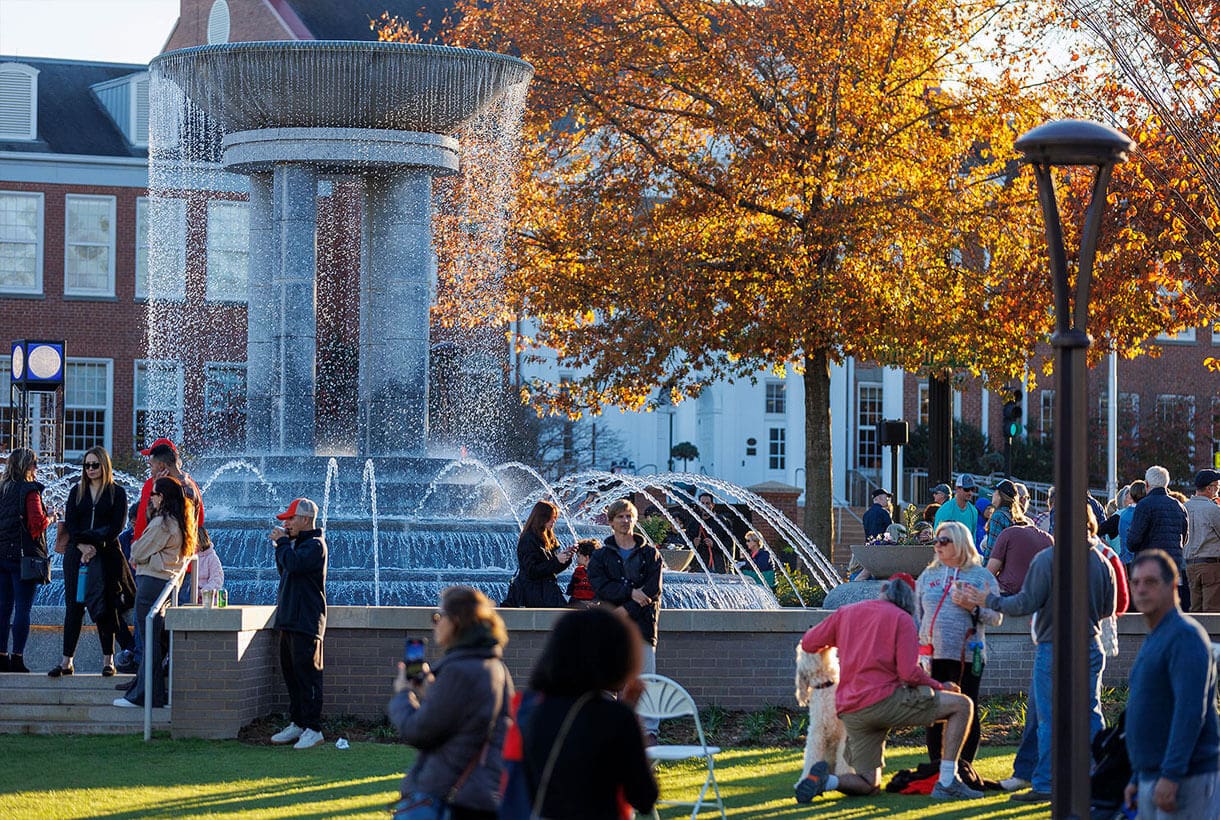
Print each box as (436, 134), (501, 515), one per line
(0, 719), (169, 735)
(0, 671), (169, 734)
(0, 673), (136, 705)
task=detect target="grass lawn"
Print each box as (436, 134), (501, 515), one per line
(0, 734), (1050, 819)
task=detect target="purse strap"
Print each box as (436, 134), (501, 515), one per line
(445, 659), (508, 804)
(531, 691), (595, 820)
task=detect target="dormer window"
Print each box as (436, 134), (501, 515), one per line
(0, 63), (38, 141)
(91, 72), (149, 147)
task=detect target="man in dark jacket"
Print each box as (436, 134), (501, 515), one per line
(268, 497), (328, 750)
(587, 498), (662, 740)
(684, 491), (732, 573)
(862, 488), (893, 539)
(1127, 465), (1190, 609)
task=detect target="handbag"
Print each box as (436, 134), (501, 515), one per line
(20, 554), (50, 584)
(53, 522), (69, 555)
(500, 575), (522, 608)
(394, 661), (508, 819)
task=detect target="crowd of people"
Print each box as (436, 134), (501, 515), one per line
(799, 464), (1220, 816)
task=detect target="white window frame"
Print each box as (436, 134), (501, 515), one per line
(205, 199), (249, 302)
(764, 381), (786, 415)
(0, 190), (43, 295)
(135, 197), (187, 300)
(857, 383), (883, 470)
(63, 194), (116, 297)
(768, 427), (786, 470)
(917, 383), (930, 428)
(1156, 327), (1197, 343)
(1157, 394), (1196, 462)
(133, 359), (184, 447)
(0, 63), (38, 141)
(64, 357), (113, 458)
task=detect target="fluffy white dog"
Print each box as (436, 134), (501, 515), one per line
(794, 644), (849, 780)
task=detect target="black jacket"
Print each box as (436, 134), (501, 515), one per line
(389, 643), (513, 812)
(65, 481), (131, 619)
(0, 479), (47, 562)
(274, 528), (328, 640)
(683, 508), (733, 573)
(587, 535), (662, 647)
(522, 692), (658, 819)
(1127, 487), (1189, 558)
(515, 530), (568, 607)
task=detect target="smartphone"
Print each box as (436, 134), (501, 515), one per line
(403, 638), (427, 680)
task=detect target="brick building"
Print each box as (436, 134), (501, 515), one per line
(0, 0), (446, 462)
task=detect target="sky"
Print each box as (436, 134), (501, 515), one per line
(0, 0), (179, 64)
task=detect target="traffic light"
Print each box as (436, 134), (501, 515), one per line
(1003, 387), (1024, 438)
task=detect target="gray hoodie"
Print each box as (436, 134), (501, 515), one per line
(985, 540), (1116, 645)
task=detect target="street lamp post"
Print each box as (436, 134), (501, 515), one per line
(1015, 119), (1135, 819)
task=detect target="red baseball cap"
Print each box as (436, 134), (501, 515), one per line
(140, 437), (177, 456)
(276, 498), (319, 521)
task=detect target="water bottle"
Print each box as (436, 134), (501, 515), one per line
(75, 563), (89, 603)
(970, 639), (983, 676)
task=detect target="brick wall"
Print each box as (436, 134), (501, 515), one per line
(166, 605), (1211, 739)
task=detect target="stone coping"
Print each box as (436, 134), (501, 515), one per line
(31, 603), (1219, 639)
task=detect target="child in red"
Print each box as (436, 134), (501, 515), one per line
(566, 538), (600, 607)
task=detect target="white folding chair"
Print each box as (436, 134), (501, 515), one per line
(636, 674), (726, 820)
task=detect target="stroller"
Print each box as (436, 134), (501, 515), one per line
(1090, 709), (1132, 820)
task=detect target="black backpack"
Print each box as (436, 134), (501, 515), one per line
(1091, 709), (1131, 817)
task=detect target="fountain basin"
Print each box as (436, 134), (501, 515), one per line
(150, 41), (534, 135)
(660, 548), (695, 572)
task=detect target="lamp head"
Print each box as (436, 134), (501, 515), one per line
(1015, 119), (1135, 167)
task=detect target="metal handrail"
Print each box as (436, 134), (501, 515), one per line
(143, 554), (197, 741)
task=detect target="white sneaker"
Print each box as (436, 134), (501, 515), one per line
(271, 722), (303, 744)
(294, 728), (324, 750)
(1000, 777), (1032, 792)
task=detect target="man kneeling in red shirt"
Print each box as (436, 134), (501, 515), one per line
(795, 574), (983, 802)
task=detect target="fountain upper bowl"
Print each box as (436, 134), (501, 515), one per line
(151, 41), (534, 135)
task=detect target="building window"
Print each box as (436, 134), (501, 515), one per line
(1211, 397), (1220, 469)
(133, 360), (183, 448)
(136, 197), (187, 300)
(206, 200), (249, 302)
(204, 363), (247, 449)
(64, 194), (116, 296)
(917, 384), (930, 427)
(1158, 394), (1196, 463)
(768, 427), (786, 470)
(857, 383), (883, 470)
(764, 381), (786, 415)
(0, 356), (17, 447)
(65, 359), (112, 456)
(1156, 327), (1197, 343)
(1040, 390), (1055, 440)
(0, 63), (38, 141)
(0, 191), (43, 294)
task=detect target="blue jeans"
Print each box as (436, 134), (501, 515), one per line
(0, 558), (36, 655)
(1026, 641), (1106, 792)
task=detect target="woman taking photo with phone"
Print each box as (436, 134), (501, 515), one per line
(0, 448), (54, 673)
(389, 586), (513, 820)
(512, 500), (571, 607)
(51, 446), (132, 678)
(915, 521), (1001, 767)
(115, 476), (195, 708)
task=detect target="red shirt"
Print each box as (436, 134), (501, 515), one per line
(24, 491), (50, 539)
(801, 598), (943, 715)
(133, 472), (204, 540)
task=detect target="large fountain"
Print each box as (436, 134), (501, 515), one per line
(122, 41), (841, 610)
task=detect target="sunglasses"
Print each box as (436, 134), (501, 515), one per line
(934, 536), (954, 545)
(83, 461), (101, 470)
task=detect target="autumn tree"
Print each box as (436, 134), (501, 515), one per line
(425, 0), (1058, 550)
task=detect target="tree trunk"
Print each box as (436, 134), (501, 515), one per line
(802, 350), (835, 557)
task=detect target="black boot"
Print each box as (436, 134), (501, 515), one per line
(9, 654), (28, 673)
(0, 654), (9, 672)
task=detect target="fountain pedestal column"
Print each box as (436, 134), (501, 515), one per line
(245, 173), (277, 453)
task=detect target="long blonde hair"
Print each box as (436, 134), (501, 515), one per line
(74, 446), (115, 501)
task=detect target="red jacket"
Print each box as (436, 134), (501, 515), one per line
(801, 598), (943, 715)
